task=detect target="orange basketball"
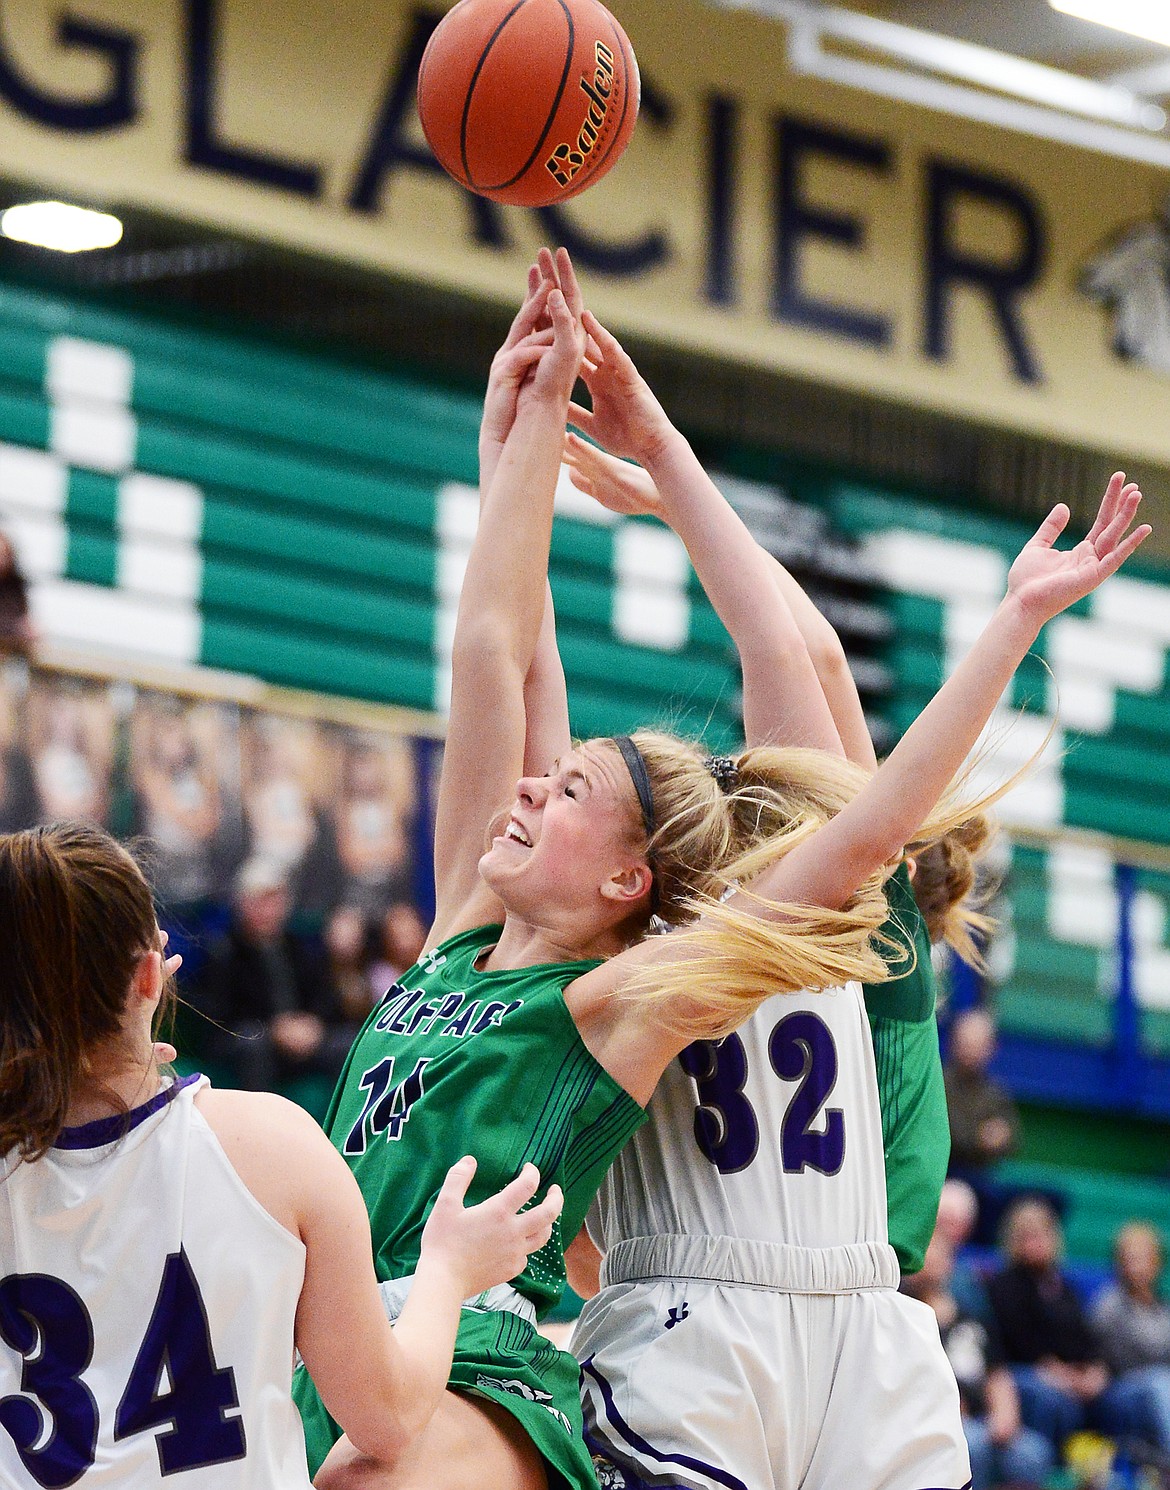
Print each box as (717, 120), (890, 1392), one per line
(417, 0), (640, 207)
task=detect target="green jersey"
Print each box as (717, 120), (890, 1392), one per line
(294, 924), (646, 1487)
(319, 922), (646, 1311)
(864, 863), (951, 1274)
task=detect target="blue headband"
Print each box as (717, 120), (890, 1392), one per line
(613, 735), (655, 842)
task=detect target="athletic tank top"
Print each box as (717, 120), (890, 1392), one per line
(0, 1076), (311, 1489)
(326, 924), (646, 1314)
(589, 977), (890, 1255)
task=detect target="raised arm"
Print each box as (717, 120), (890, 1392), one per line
(430, 252), (584, 943)
(752, 480), (1147, 914)
(565, 313), (841, 756)
(579, 477), (1148, 1075)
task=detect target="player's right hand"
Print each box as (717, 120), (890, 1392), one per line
(420, 1157), (564, 1298)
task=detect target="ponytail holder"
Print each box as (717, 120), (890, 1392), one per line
(706, 755), (739, 793)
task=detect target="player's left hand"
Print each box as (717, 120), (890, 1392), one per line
(562, 431), (662, 518)
(421, 1157), (564, 1296)
(1006, 473), (1150, 626)
(519, 249), (587, 409)
(568, 309), (675, 467)
(481, 262), (557, 458)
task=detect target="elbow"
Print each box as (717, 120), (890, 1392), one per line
(341, 1409), (417, 1471)
(450, 618), (525, 677)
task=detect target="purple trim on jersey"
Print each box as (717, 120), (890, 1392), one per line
(54, 1073), (203, 1150)
(580, 1356), (751, 1490)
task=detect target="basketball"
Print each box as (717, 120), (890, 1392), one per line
(417, 0), (640, 207)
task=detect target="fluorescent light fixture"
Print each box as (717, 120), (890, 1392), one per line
(0, 201), (123, 253)
(1049, 0), (1170, 50)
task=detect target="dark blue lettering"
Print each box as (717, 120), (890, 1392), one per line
(772, 116), (892, 347)
(442, 1001), (480, 1038)
(0, 14), (138, 131)
(349, 8), (507, 249)
(537, 77), (672, 276)
(373, 984), (409, 1028)
(704, 93), (738, 306)
(418, 992), (464, 1035)
(924, 159), (1045, 384)
(405, 999), (441, 1035)
(184, 0), (320, 196)
(470, 999), (522, 1035)
(387, 989), (425, 1034)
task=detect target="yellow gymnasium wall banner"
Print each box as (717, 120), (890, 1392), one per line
(1, 0), (1168, 463)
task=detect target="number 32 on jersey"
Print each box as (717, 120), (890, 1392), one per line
(679, 1010), (845, 1177)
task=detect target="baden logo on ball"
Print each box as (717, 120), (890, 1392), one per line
(417, 0), (640, 207)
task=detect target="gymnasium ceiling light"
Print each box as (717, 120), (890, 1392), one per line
(0, 201), (123, 253)
(708, 0), (1170, 165)
(1049, 1), (1170, 51)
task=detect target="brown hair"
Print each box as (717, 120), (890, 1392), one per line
(906, 813), (998, 965)
(0, 823), (168, 1162)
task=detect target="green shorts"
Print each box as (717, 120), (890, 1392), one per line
(294, 1305), (600, 1490)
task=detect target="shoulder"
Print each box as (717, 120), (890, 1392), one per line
(192, 1090), (327, 1156)
(194, 1087), (341, 1236)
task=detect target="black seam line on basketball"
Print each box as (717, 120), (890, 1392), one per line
(478, 0), (578, 191)
(460, 0), (531, 185)
(562, 9), (633, 200)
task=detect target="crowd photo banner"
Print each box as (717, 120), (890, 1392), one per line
(1, 0), (1168, 462)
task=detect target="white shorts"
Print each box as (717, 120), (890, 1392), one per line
(574, 1236), (970, 1490)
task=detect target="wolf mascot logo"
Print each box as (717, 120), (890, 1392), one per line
(1082, 199), (1170, 376)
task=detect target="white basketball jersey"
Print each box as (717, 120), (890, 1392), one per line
(0, 1076), (312, 1489)
(589, 982), (889, 1253)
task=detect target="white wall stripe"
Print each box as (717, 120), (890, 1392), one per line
(0, 443), (68, 516)
(45, 337), (133, 407)
(50, 403), (137, 474)
(119, 473), (204, 543)
(30, 578), (199, 664)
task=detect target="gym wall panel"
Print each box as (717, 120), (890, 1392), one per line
(0, 277), (741, 750)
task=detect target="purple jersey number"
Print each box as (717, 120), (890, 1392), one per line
(680, 1010), (845, 1177)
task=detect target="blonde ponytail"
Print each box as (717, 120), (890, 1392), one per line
(620, 742), (1012, 1040)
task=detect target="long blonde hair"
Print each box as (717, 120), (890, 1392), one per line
(622, 739), (1003, 1041)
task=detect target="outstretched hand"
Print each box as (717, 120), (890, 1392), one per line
(562, 431), (662, 518)
(568, 309), (675, 467)
(420, 1157), (564, 1299)
(480, 261), (557, 461)
(519, 247), (587, 408)
(1007, 474), (1150, 626)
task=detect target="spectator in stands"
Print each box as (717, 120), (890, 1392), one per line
(335, 735), (414, 914)
(937, 1176), (993, 1322)
(1093, 1222), (1170, 1456)
(131, 695), (223, 908)
(0, 673), (38, 831)
(326, 903), (377, 1022)
(905, 1223), (1054, 1490)
(987, 1197), (1111, 1457)
(191, 857), (355, 1092)
(0, 530), (35, 657)
(368, 899), (428, 1000)
(945, 1007), (1020, 1172)
(29, 677), (111, 825)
